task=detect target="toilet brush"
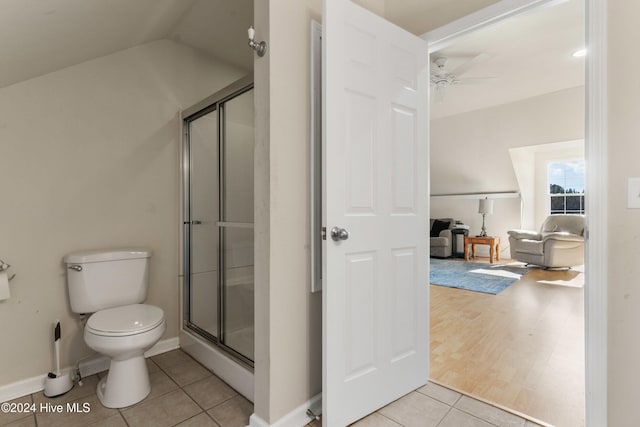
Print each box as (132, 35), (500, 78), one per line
(43, 320), (73, 397)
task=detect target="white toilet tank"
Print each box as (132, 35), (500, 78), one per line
(64, 248), (152, 314)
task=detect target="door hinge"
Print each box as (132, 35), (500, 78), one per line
(321, 227), (327, 241)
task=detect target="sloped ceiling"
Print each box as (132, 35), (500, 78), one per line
(0, 0), (253, 90)
(430, 0), (585, 118)
(354, 0), (584, 118)
(169, 0), (253, 72)
(1, 0), (582, 119)
(383, 0), (502, 35)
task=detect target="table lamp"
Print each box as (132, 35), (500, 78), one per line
(478, 197), (494, 237)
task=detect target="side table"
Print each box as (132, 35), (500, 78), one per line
(464, 236), (501, 264)
(450, 228), (469, 258)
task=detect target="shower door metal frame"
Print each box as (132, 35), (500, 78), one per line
(182, 75), (254, 368)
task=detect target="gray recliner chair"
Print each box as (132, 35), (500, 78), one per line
(507, 214), (585, 268)
(430, 218), (455, 258)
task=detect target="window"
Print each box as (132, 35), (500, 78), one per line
(548, 160), (585, 215)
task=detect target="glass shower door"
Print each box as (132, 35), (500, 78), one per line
(220, 89), (254, 361)
(187, 109), (219, 338)
(183, 80), (254, 365)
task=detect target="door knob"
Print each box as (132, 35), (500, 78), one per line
(330, 227), (349, 241)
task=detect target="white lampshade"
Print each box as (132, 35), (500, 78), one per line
(478, 198), (494, 215)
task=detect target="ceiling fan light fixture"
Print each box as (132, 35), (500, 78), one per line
(572, 48), (587, 57)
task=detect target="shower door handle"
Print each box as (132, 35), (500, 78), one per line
(330, 227), (349, 242)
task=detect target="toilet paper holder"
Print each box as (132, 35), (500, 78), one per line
(0, 259), (15, 281)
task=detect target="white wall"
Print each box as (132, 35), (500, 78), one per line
(0, 39), (245, 386)
(431, 197), (521, 258)
(253, 0), (323, 423)
(608, 1), (640, 425)
(430, 86), (584, 256)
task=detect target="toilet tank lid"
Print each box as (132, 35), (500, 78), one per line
(64, 248), (152, 264)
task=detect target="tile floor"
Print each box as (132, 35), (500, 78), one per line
(1, 349), (545, 427)
(0, 349), (252, 427)
(307, 382), (546, 427)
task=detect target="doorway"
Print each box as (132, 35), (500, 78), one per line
(426, 0), (586, 425)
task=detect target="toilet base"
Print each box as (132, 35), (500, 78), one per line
(96, 355), (150, 408)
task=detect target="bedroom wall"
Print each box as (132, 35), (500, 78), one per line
(430, 85), (584, 256)
(0, 39), (245, 387)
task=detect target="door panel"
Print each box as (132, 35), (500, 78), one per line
(190, 271), (218, 337)
(323, 1), (429, 425)
(222, 89), (255, 223)
(220, 88), (255, 361)
(190, 112), (219, 274)
(188, 110), (219, 338)
(345, 93), (376, 214)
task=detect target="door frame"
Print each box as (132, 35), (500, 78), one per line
(422, 0), (607, 425)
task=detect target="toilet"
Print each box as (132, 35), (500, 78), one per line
(64, 248), (166, 408)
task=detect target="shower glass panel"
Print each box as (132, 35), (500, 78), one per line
(188, 109), (219, 338)
(220, 89), (255, 360)
(183, 78), (254, 365)
(221, 227), (254, 359)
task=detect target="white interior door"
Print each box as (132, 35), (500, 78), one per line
(322, 1), (429, 426)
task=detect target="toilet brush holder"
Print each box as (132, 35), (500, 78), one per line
(43, 320), (73, 397)
(44, 373), (73, 398)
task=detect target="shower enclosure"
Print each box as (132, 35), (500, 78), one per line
(182, 77), (254, 366)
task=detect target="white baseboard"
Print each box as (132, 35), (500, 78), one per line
(0, 337), (179, 403)
(145, 336), (180, 358)
(248, 393), (322, 427)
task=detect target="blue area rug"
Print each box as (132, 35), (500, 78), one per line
(429, 258), (530, 295)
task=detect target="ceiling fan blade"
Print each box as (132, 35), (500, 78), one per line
(432, 86), (445, 103)
(449, 53), (491, 77)
(455, 76), (498, 85)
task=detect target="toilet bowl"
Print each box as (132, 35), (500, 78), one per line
(84, 304), (166, 408)
(64, 248), (165, 408)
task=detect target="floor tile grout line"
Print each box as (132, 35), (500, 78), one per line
(171, 411), (220, 427)
(118, 410), (131, 427)
(434, 405), (454, 427)
(437, 405), (502, 427)
(453, 397), (525, 427)
(430, 379), (548, 426)
(156, 351), (241, 414)
(142, 353), (232, 423)
(414, 386), (463, 407)
(373, 411), (403, 426)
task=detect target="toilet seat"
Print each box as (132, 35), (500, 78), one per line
(87, 304), (164, 337)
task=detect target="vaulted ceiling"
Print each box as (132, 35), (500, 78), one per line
(1, 0), (583, 119)
(428, 0), (585, 119)
(0, 0), (253, 90)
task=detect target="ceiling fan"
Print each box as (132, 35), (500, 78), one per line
(430, 53), (495, 102)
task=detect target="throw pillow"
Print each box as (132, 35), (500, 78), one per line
(430, 219), (450, 237)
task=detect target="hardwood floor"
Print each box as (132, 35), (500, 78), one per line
(430, 259), (585, 427)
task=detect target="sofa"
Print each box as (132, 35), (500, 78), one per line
(430, 218), (456, 258)
(507, 214), (585, 268)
